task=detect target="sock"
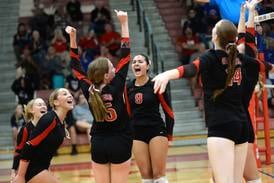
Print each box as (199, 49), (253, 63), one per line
(247, 179), (262, 183)
(142, 179), (153, 183)
(154, 176), (168, 183)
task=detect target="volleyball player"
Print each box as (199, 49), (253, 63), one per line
(152, 19), (273, 183)
(127, 54), (174, 183)
(68, 10), (132, 183)
(13, 88), (73, 183)
(11, 98), (47, 182)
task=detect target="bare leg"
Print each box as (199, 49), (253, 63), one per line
(244, 143), (261, 181)
(28, 170), (59, 183)
(110, 159), (131, 183)
(132, 140), (153, 179)
(234, 142), (248, 183)
(92, 160), (111, 183)
(149, 136), (168, 179)
(207, 137), (234, 183)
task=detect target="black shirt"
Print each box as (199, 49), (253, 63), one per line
(20, 111), (65, 168)
(12, 122), (35, 170)
(70, 37), (131, 135)
(127, 78), (174, 139)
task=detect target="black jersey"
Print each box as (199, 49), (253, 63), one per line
(70, 37), (131, 135)
(12, 122), (35, 170)
(176, 49), (272, 127)
(127, 78), (174, 139)
(20, 111), (65, 168)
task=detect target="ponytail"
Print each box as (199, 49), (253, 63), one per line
(213, 43), (238, 100)
(88, 85), (107, 122)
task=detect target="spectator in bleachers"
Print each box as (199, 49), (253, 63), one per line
(13, 23), (31, 63)
(29, 30), (47, 67)
(18, 48), (40, 89)
(29, 4), (51, 40)
(66, 0), (83, 23)
(79, 47), (94, 72)
(176, 26), (200, 64)
(182, 7), (207, 37)
(72, 93), (93, 141)
(11, 75), (35, 105)
(65, 73), (81, 100)
(79, 29), (99, 54)
(10, 104), (26, 147)
(90, 0), (111, 35)
(99, 23), (121, 56)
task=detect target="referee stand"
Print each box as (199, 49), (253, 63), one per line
(249, 52), (272, 167)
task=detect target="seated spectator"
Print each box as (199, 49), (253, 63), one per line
(176, 26), (200, 64)
(79, 47), (94, 72)
(66, 0), (83, 23)
(13, 23), (31, 63)
(18, 48), (40, 89)
(41, 46), (65, 89)
(65, 73), (81, 100)
(72, 93), (93, 140)
(29, 30), (47, 67)
(10, 104), (26, 147)
(90, 0), (111, 35)
(99, 23), (121, 56)
(79, 29), (99, 53)
(11, 75), (35, 105)
(51, 28), (67, 54)
(98, 45), (117, 65)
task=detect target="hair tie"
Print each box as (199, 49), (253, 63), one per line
(226, 42), (236, 51)
(89, 84), (100, 95)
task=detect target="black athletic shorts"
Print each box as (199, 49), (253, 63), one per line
(247, 118), (255, 143)
(91, 133), (133, 164)
(133, 124), (167, 144)
(25, 162), (49, 182)
(208, 121), (249, 144)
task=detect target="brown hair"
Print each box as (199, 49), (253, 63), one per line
(24, 99), (35, 122)
(87, 57), (109, 121)
(49, 88), (61, 109)
(213, 20), (238, 100)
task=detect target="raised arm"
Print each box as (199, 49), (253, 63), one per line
(153, 59), (200, 94)
(67, 26), (92, 99)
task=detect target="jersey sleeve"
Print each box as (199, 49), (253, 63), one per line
(245, 27), (256, 58)
(12, 127), (28, 170)
(157, 92), (175, 141)
(110, 37), (130, 91)
(244, 55), (272, 73)
(20, 114), (57, 161)
(176, 59), (200, 78)
(70, 48), (92, 100)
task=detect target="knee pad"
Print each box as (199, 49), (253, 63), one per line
(247, 179), (262, 183)
(154, 176), (168, 183)
(142, 179), (153, 183)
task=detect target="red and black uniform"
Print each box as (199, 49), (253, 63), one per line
(12, 122), (35, 171)
(127, 78), (174, 143)
(176, 49), (272, 144)
(70, 37), (132, 164)
(238, 27), (259, 143)
(20, 111), (65, 181)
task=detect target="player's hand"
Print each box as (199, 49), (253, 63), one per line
(65, 26), (77, 37)
(11, 175), (25, 183)
(246, 0), (262, 10)
(152, 73), (169, 94)
(114, 10), (128, 24)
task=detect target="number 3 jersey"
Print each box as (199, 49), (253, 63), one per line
(70, 37), (131, 136)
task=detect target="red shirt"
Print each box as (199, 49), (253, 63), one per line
(52, 39), (67, 53)
(79, 37), (98, 51)
(99, 31), (121, 51)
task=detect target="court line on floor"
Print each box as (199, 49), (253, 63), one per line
(259, 170), (274, 178)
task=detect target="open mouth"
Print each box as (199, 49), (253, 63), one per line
(134, 68), (141, 72)
(40, 110), (46, 114)
(67, 99), (73, 105)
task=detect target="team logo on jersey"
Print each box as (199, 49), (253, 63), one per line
(135, 93), (143, 104)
